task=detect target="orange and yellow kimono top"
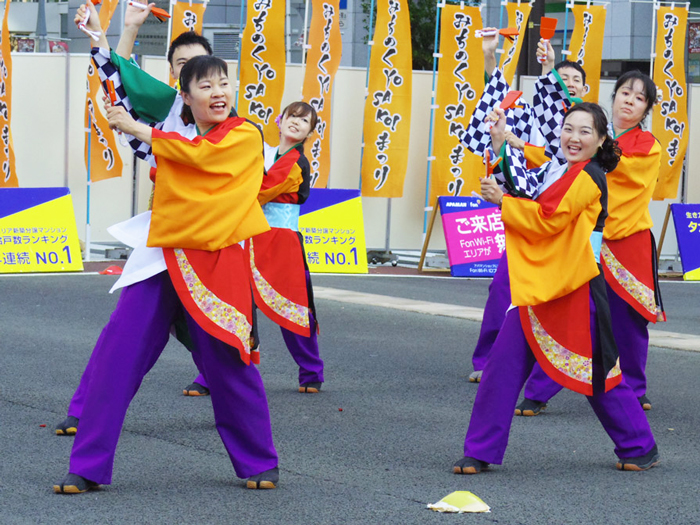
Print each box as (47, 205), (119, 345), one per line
(600, 126), (664, 323)
(147, 116), (270, 365)
(503, 159), (621, 395)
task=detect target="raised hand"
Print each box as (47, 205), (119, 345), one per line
(538, 38), (555, 75)
(74, 3), (100, 33)
(487, 107), (507, 153)
(482, 27), (499, 75)
(124, 2), (155, 30)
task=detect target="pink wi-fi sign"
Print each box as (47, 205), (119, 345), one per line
(439, 196), (505, 277)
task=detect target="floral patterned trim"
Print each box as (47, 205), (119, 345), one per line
(174, 249), (251, 354)
(606, 358), (622, 380)
(601, 243), (657, 317)
(528, 307), (592, 386)
(249, 239), (310, 329)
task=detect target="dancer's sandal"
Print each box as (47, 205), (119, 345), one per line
(53, 473), (100, 494)
(183, 382), (210, 396)
(246, 467), (279, 489)
(514, 398), (547, 416)
(298, 382), (322, 394)
(468, 370), (483, 383)
(638, 394), (652, 411)
(616, 445), (660, 472)
(453, 457), (490, 475)
(55, 416), (79, 436)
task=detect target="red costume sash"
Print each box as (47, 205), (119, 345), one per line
(246, 229), (312, 337)
(164, 245), (259, 365)
(520, 282), (622, 396)
(601, 231), (663, 323)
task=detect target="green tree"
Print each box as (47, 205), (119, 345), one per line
(362, 0), (480, 71)
(409, 0), (439, 70)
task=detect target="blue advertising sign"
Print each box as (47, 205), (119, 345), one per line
(671, 203), (700, 280)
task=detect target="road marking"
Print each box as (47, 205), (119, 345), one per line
(314, 286), (700, 353)
(314, 287), (484, 321)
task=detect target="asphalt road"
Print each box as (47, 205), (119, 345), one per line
(1, 272), (699, 524)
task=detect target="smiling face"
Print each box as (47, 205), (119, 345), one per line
(279, 110), (314, 145)
(558, 66), (585, 98)
(560, 110), (605, 166)
(612, 79), (649, 131)
(181, 68), (233, 131)
(169, 43), (209, 82)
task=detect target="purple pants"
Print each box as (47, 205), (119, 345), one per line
(464, 303), (656, 464)
(523, 283), (650, 403)
(68, 271), (278, 485)
(66, 308), (190, 418)
(472, 253), (510, 372)
(66, 331), (106, 419)
(193, 270), (324, 389)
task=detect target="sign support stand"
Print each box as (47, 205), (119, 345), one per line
(418, 196), (449, 273)
(656, 203), (672, 266)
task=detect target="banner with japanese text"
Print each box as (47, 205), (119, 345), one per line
(169, 0), (208, 87)
(0, 188), (84, 273)
(568, 4), (606, 103)
(360, 0), (412, 198)
(84, 0), (123, 183)
(499, 1), (531, 86)
(430, 5), (484, 204)
(302, 0), (342, 188)
(238, 0), (286, 145)
(0, 0), (18, 187)
(439, 196), (504, 277)
(652, 5), (689, 200)
(299, 189), (368, 273)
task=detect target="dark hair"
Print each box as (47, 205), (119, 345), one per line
(563, 102), (621, 172)
(167, 31), (213, 65)
(612, 70), (657, 123)
(281, 101), (318, 143)
(179, 56), (229, 125)
(554, 60), (586, 86)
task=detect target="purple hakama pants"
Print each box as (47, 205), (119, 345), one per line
(523, 283), (650, 403)
(463, 300), (656, 465)
(471, 253), (511, 372)
(68, 271), (278, 485)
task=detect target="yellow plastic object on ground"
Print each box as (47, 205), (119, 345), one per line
(427, 491), (491, 513)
